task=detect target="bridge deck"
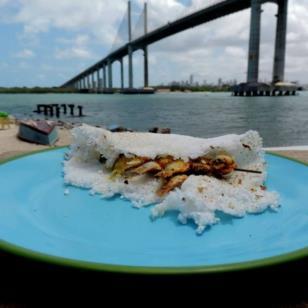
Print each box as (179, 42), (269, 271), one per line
(61, 0), (276, 87)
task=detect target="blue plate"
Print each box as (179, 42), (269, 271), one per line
(0, 148), (307, 274)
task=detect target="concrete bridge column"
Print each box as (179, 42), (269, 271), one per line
(127, 0), (133, 89)
(128, 45), (133, 88)
(273, 0), (288, 83)
(143, 46), (149, 88)
(247, 0), (262, 83)
(91, 72), (95, 91)
(103, 65), (107, 89)
(87, 75), (91, 89)
(96, 69), (101, 92)
(143, 2), (149, 88)
(101, 67), (104, 89)
(108, 60), (113, 89)
(120, 58), (124, 89)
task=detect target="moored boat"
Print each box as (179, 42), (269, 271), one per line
(18, 120), (58, 145)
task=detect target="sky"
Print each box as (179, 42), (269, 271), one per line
(0, 0), (307, 87)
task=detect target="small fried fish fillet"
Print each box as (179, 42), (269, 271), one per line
(155, 160), (190, 178)
(130, 161), (162, 175)
(157, 174), (188, 196)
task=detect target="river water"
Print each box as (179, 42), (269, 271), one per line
(1, 91), (308, 147)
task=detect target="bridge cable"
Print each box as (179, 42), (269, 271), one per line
(111, 9), (129, 52)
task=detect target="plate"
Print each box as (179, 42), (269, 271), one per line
(0, 148), (307, 274)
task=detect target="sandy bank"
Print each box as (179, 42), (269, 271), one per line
(0, 124), (72, 161)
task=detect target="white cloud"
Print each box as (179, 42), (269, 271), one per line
(57, 34), (90, 47)
(13, 0), (128, 46)
(0, 0), (308, 84)
(55, 34), (95, 60)
(225, 46), (246, 57)
(55, 46), (95, 60)
(14, 48), (35, 58)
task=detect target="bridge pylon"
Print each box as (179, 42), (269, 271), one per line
(273, 0), (288, 83)
(234, 0), (293, 97)
(128, 0), (133, 89)
(143, 2), (149, 88)
(247, 0), (262, 83)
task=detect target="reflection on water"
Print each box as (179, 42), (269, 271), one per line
(0, 91), (308, 147)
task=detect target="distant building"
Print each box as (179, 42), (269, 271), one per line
(218, 78), (222, 87)
(189, 74), (194, 86)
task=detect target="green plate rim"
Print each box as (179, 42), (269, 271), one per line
(0, 146), (307, 275)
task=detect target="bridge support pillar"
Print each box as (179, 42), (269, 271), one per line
(128, 45), (133, 88)
(108, 60), (113, 89)
(91, 72), (95, 91)
(127, 1), (133, 89)
(103, 65), (107, 89)
(143, 46), (149, 88)
(247, 0), (262, 83)
(273, 0), (288, 83)
(120, 58), (124, 89)
(96, 69), (101, 92)
(143, 2), (149, 88)
(87, 75), (90, 90)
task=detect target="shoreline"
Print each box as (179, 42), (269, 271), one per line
(0, 123), (72, 161)
(1, 123), (308, 164)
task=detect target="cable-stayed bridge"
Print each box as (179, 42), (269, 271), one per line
(61, 0), (289, 95)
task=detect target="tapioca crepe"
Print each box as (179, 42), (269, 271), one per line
(63, 124), (279, 234)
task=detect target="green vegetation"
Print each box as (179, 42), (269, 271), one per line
(0, 85), (232, 94)
(0, 112), (9, 118)
(189, 85), (231, 92)
(0, 87), (78, 94)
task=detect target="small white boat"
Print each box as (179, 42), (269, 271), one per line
(18, 120), (58, 145)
